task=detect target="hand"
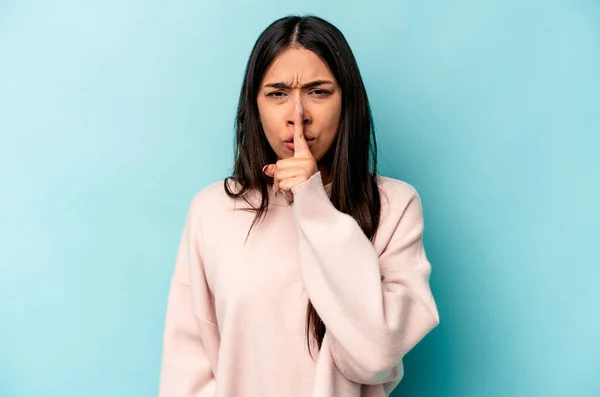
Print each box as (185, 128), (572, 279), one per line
(263, 100), (318, 201)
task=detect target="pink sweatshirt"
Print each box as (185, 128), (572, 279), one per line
(158, 171), (439, 397)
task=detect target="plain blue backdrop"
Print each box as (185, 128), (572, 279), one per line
(1, 1), (599, 396)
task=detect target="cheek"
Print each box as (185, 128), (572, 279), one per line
(318, 104), (341, 138)
(257, 103), (289, 158)
(258, 106), (280, 139)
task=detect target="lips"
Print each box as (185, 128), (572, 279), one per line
(285, 139), (316, 150)
(284, 133), (316, 143)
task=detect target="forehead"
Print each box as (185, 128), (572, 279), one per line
(262, 47), (334, 82)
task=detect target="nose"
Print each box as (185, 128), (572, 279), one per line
(286, 101), (310, 128)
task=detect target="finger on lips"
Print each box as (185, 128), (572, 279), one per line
(293, 100), (310, 158)
(262, 100), (310, 196)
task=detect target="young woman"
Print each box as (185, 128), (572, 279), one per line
(158, 15), (439, 397)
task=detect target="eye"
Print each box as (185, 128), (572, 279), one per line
(310, 89), (331, 97)
(266, 91), (286, 98)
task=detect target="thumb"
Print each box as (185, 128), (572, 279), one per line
(262, 164), (276, 177)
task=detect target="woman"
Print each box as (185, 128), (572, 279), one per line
(158, 14), (439, 397)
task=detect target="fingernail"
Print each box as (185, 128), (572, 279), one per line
(297, 100), (304, 115)
(262, 165), (268, 174)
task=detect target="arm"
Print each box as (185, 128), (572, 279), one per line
(291, 172), (440, 385)
(158, 197), (218, 397)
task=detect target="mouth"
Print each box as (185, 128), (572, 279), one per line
(283, 133), (316, 150)
(284, 132), (316, 143)
(284, 138), (316, 150)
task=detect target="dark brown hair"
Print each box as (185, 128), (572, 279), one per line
(224, 14), (381, 359)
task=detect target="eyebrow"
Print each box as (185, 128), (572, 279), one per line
(263, 80), (335, 90)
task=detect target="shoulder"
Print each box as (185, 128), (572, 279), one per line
(376, 175), (425, 223)
(377, 175), (421, 206)
(186, 178), (241, 216)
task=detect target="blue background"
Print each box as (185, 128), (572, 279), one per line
(1, 1), (599, 396)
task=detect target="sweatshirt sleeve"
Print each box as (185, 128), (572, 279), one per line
(158, 197), (218, 397)
(290, 172), (440, 386)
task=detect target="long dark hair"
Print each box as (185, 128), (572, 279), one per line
(224, 15), (382, 358)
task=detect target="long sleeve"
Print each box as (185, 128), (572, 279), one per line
(290, 172), (440, 386)
(158, 196), (219, 397)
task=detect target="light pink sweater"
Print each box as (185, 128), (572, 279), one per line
(158, 171), (439, 397)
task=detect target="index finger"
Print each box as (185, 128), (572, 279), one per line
(293, 100), (310, 157)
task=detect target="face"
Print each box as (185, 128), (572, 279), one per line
(257, 47), (342, 163)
